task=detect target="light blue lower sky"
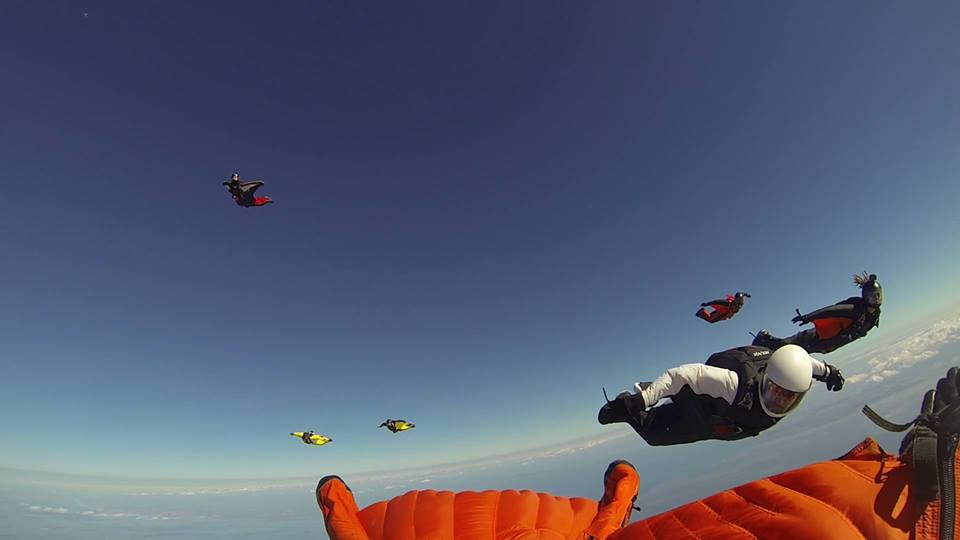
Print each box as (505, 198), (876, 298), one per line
(5, 314), (958, 539)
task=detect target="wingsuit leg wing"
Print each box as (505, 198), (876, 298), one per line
(235, 181), (272, 207)
(694, 307), (714, 322)
(630, 397), (722, 446)
(237, 181), (264, 194)
(696, 305), (730, 323)
(316, 462), (640, 540)
(754, 328), (826, 353)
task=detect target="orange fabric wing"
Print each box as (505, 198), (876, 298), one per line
(606, 438), (919, 540)
(317, 461), (640, 540)
(317, 476), (371, 540)
(319, 441), (957, 540)
(812, 317), (851, 340)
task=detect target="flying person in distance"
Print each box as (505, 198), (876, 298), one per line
(291, 431), (333, 446)
(695, 292), (751, 323)
(223, 172), (273, 207)
(379, 419), (415, 433)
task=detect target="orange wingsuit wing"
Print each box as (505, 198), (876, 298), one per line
(813, 317), (853, 340)
(317, 461), (640, 540)
(696, 306), (732, 323)
(608, 436), (958, 540)
(316, 439), (959, 540)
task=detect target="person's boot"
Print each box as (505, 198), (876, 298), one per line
(752, 329), (775, 347)
(599, 390), (647, 425)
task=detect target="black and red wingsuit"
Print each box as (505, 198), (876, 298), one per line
(695, 292), (750, 323)
(752, 272), (882, 354)
(223, 173), (273, 208)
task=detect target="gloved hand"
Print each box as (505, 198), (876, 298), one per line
(700, 302), (710, 307)
(791, 308), (807, 324)
(934, 366), (960, 434)
(822, 364), (844, 391)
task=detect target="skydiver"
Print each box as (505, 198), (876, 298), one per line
(695, 292), (751, 323)
(223, 172), (273, 207)
(597, 344), (844, 446)
(379, 419), (415, 433)
(752, 272), (882, 354)
(291, 431), (333, 445)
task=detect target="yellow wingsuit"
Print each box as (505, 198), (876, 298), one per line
(379, 420), (415, 433)
(291, 432), (332, 446)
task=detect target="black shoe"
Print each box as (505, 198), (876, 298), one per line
(598, 391), (646, 425)
(752, 330), (773, 347)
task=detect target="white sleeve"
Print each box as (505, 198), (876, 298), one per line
(637, 364), (740, 406)
(810, 358), (828, 379)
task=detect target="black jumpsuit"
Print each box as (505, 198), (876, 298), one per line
(613, 347), (781, 446)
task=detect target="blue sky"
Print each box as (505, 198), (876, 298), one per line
(1, 0), (959, 487)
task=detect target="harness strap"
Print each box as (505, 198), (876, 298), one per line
(909, 427), (941, 503)
(860, 403), (960, 506)
(862, 405), (917, 432)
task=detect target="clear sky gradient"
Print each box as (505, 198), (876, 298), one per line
(1, 1), (959, 481)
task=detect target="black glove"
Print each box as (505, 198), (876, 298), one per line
(700, 302), (710, 307)
(820, 364), (844, 391)
(934, 366), (960, 434)
(791, 308), (807, 325)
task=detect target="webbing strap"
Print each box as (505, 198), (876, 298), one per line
(861, 405), (945, 506)
(862, 405), (917, 432)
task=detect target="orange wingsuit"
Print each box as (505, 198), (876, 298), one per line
(609, 436), (956, 540)
(317, 438), (957, 540)
(317, 460), (641, 540)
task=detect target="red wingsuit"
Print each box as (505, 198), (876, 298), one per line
(695, 292), (750, 323)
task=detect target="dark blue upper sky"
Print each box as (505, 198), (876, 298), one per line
(1, 1), (959, 478)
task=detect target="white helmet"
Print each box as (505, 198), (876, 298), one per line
(759, 344), (813, 418)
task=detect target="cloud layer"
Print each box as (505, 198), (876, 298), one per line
(847, 316), (960, 384)
(28, 506), (68, 514)
(24, 503), (172, 521)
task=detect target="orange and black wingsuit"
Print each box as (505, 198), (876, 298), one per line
(695, 292), (750, 323)
(753, 272), (882, 354)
